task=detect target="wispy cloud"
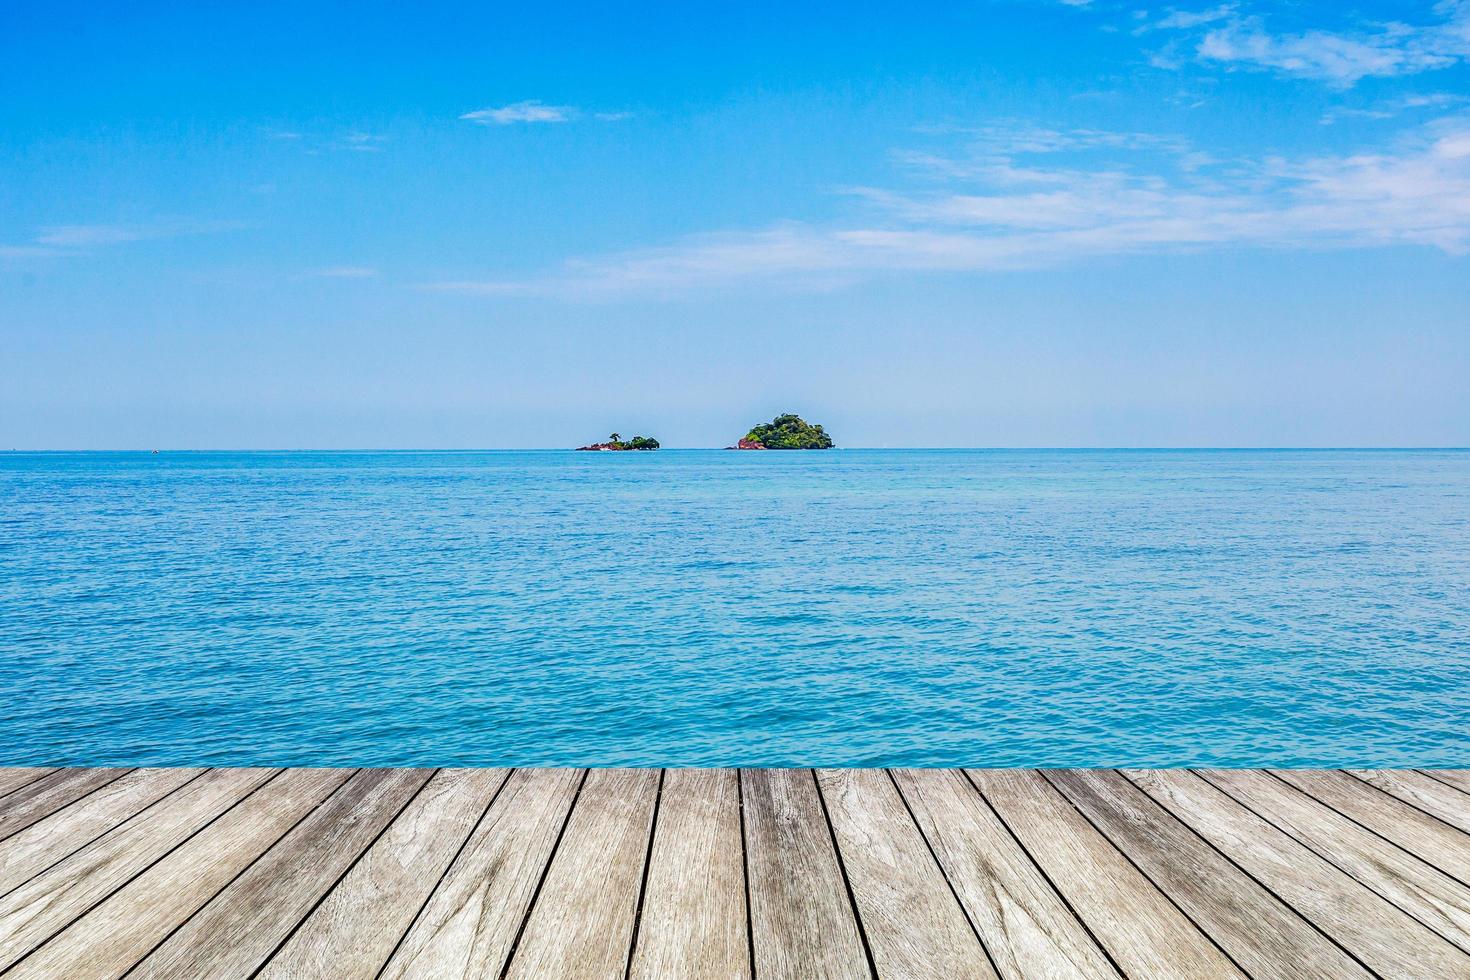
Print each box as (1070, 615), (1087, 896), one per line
(1135, 5), (1237, 34)
(425, 118), (1470, 299)
(301, 265), (379, 279)
(461, 100), (575, 125)
(1320, 92), (1468, 126)
(1, 220), (242, 261)
(1141, 1), (1470, 86)
(261, 127), (390, 153)
(340, 132), (388, 152)
(459, 101), (632, 125)
(35, 225), (152, 248)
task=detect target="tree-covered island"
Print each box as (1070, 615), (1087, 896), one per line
(576, 432), (660, 451)
(730, 413), (834, 449)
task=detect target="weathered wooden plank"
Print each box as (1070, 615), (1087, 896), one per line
(1427, 771), (1470, 795)
(7, 769), (349, 980)
(380, 767), (584, 980)
(1274, 769), (1470, 884)
(1046, 769), (1370, 978)
(742, 768), (869, 980)
(0, 767), (276, 972)
(1128, 769), (1470, 977)
(893, 769), (1118, 979)
(0, 770), (57, 802)
(131, 768), (432, 980)
(968, 768), (1242, 979)
(258, 768), (507, 980)
(502, 767), (661, 980)
(0, 768), (202, 897)
(628, 768), (749, 980)
(0, 769), (130, 842)
(1201, 769), (1470, 954)
(1350, 770), (1470, 835)
(818, 767), (995, 979)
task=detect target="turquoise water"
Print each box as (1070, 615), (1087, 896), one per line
(2, 449), (1468, 767)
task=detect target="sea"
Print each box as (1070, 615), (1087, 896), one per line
(3, 449), (1467, 768)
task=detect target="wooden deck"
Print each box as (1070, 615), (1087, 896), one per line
(2, 769), (1469, 978)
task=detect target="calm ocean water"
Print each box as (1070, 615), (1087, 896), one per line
(3, 449), (1468, 767)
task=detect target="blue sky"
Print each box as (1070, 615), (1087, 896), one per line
(2, 0), (1468, 447)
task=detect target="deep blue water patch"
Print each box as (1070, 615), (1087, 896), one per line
(2, 449), (1468, 767)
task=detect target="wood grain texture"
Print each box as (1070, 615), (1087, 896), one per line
(1046, 768), (1370, 979)
(257, 768), (507, 980)
(968, 768), (1242, 980)
(0, 767), (276, 972)
(818, 767), (996, 979)
(742, 768), (870, 980)
(0, 768), (129, 842)
(7, 769), (350, 980)
(130, 768), (432, 980)
(628, 768), (750, 980)
(3, 767), (1466, 977)
(1127, 768), (1470, 978)
(1273, 769), (1470, 884)
(0, 768), (202, 897)
(1200, 768), (1470, 955)
(0, 770), (57, 802)
(892, 768), (1118, 980)
(1349, 769), (1470, 835)
(380, 767), (585, 980)
(502, 767), (661, 980)
(1426, 770), (1470, 795)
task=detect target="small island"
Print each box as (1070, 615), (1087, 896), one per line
(576, 432), (660, 451)
(729, 413), (834, 450)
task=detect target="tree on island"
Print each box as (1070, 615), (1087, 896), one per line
(576, 432), (660, 451)
(740, 413), (834, 449)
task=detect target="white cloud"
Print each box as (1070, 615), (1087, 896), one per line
(1143, 1), (1470, 85)
(461, 100), (575, 125)
(424, 119), (1470, 299)
(2, 221), (241, 261)
(303, 265), (379, 279)
(34, 225), (149, 247)
(1320, 92), (1468, 125)
(1137, 5), (1237, 33)
(339, 132), (388, 152)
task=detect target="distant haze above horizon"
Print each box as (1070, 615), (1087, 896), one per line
(3, 1), (1468, 449)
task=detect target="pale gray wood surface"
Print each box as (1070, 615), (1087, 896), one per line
(968, 768), (1243, 979)
(7, 769), (350, 980)
(0, 767), (201, 897)
(1427, 770), (1470, 795)
(628, 768), (750, 980)
(380, 767), (585, 980)
(502, 767), (661, 980)
(0, 767), (277, 972)
(1273, 768), (1470, 884)
(0, 768), (129, 842)
(1127, 768), (1470, 978)
(818, 767), (996, 979)
(2, 767), (1468, 978)
(1200, 768), (1470, 955)
(1047, 768), (1371, 978)
(258, 768), (507, 980)
(742, 768), (870, 980)
(131, 768), (431, 980)
(893, 768), (1118, 979)
(1350, 769), (1470, 835)
(0, 770), (56, 802)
